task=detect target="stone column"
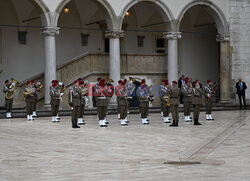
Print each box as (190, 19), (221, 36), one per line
(216, 34), (231, 103)
(41, 27), (60, 106)
(164, 32), (182, 83)
(105, 31), (124, 108)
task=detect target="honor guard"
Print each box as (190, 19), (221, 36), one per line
(50, 80), (61, 123)
(160, 79), (171, 123)
(77, 80), (88, 125)
(116, 80), (129, 126)
(23, 81), (36, 121)
(192, 80), (210, 125)
(137, 79), (150, 125)
(3, 80), (14, 118)
(96, 79), (109, 127)
(116, 80), (123, 119)
(159, 80), (165, 118)
(181, 77), (193, 122)
(68, 80), (82, 128)
(204, 80), (215, 120)
(169, 81), (181, 127)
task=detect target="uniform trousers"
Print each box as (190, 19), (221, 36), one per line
(5, 98), (13, 113)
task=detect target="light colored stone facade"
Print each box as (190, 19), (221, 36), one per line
(1, 0), (250, 107)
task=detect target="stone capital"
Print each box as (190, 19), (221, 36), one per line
(41, 27), (60, 36)
(163, 32), (182, 40)
(216, 34), (230, 42)
(105, 30), (124, 38)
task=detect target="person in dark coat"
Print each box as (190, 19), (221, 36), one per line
(235, 78), (247, 109)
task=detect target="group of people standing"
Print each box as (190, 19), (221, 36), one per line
(2, 76), (247, 129)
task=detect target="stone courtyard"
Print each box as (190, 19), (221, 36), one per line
(0, 110), (250, 181)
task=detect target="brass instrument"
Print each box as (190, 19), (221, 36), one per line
(36, 82), (43, 91)
(106, 77), (114, 84)
(5, 78), (19, 99)
(23, 87), (35, 97)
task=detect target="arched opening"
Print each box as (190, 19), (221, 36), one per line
(120, 1), (173, 107)
(0, 0), (47, 106)
(56, 0), (115, 65)
(179, 5), (223, 88)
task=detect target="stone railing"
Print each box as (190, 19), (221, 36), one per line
(12, 52), (167, 109)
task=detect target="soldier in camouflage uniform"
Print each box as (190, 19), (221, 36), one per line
(68, 80), (82, 128)
(204, 80), (215, 121)
(96, 79), (110, 127)
(159, 80), (165, 118)
(116, 80), (129, 126)
(50, 80), (61, 123)
(77, 80), (88, 125)
(116, 80), (122, 119)
(137, 79), (149, 125)
(169, 81), (181, 127)
(181, 77), (193, 122)
(192, 80), (210, 125)
(160, 79), (171, 123)
(3, 80), (14, 118)
(24, 81), (36, 121)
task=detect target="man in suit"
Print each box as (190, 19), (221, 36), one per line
(178, 75), (185, 104)
(236, 78), (247, 109)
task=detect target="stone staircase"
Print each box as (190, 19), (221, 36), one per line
(7, 52), (167, 110)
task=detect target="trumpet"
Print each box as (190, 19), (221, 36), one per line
(23, 87), (34, 97)
(36, 82), (43, 90)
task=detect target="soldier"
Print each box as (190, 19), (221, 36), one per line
(159, 79), (165, 118)
(31, 80), (38, 117)
(77, 80), (88, 125)
(116, 80), (122, 119)
(169, 81), (181, 127)
(181, 77), (193, 122)
(3, 80), (14, 118)
(24, 81), (36, 121)
(50, 80), (61, 123)
(96, 79), (109, 127)
(137, 79), (150, 125)
(68, 80), (82, 128)
(192, 80), (210, 125)
(92, 77), (102, 108)
(204, 80), (215, 120)
(105, 78), (114, 120)
(117, 80), (129, 126)
(160, 79), (171, 123)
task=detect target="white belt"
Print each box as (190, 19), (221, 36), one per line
(97, 97), (106, 99)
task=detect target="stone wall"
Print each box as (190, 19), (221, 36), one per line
(229, 0), (250, 101)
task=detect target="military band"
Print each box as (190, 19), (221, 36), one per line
(2, 76), (220, 128)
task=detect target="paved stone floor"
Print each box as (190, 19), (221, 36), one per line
(0, 110), (250, 181)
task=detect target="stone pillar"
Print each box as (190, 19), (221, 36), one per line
(41, 27), (60, 106)
(105, 31), (124, 108)
(216, 34), (230, 103)
(164, 32), (182, 83)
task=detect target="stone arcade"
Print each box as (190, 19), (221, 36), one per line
(0, 0), (249, 108)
